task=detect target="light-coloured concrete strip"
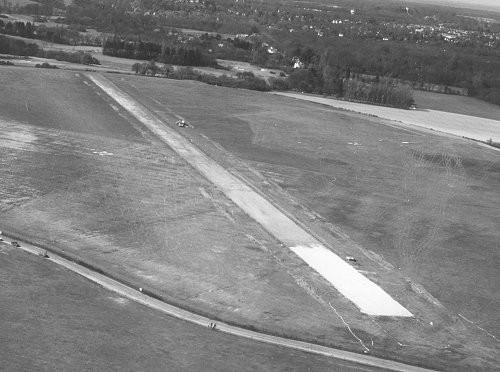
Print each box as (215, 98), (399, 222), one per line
(0, 236), (436, 372)
(87, 73), (412, 317)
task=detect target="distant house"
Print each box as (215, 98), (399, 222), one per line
(292, 57), (305, 69)
(442, 33), (457, 41)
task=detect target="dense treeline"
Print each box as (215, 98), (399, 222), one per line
(0, 19), (101, 46)
(274, 37), (500, 105)
(343, 78), (414, 108)
(130, 61), (270, 91)
(284, 68), (414, 108)
(0, 20), (37, 39)
(0, 0), (65, 17)
(2, 0), (499, 105)
(0, 35), (100, 65)
(0, 34), (40, 56)
(103, 37), (216, 67)
(61, 0), (259, 36)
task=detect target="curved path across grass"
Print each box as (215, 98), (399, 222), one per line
(0, 234), (435, 372)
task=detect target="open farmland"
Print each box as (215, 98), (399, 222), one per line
(412, 90), (500, 121)
(0, 245), (376, 372)
(1, 67), (499, 370)
(273, 92), (500, 143)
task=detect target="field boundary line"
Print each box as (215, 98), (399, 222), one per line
(0, 234), (437, 372)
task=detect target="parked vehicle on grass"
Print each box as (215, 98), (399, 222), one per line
(176, 119), (189, 127)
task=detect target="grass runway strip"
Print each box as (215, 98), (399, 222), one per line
(87, 73), (412, 317)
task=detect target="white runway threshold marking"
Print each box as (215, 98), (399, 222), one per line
(88, 74), (413, 317)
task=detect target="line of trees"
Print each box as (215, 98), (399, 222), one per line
(277, 39), (500, 105)
(284, 68), (414, 108)
(0, 35), (100, 65)
(131, 62), (270, 92)
(343, 78), (414, 108)
(0, 20), (36, 38)
(0, 19), (100, 46)
(0, 34), (40, 56)
(103, 37), (216, 67)
(0, 0), (65, 16)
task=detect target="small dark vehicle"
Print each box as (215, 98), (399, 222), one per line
(11, 241), (21, 247)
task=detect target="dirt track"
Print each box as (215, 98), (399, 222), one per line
(274, 92), (500, 142)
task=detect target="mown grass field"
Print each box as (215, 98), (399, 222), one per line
(412, 90), (500, 121)
(274, 92), (500, 142)
(106, 74), (500, 369)
(1, 66), (499, 370)
(0, 245), (366, 372)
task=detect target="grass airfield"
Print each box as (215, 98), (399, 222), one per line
(1, 66), (499, 370)
(1, 245), (372, 372)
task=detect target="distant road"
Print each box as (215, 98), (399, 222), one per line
(273, 92), (500, 143)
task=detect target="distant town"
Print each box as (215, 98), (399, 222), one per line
(1, 0), (500, 107)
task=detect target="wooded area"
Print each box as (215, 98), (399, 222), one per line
(1, 0), (499, 105)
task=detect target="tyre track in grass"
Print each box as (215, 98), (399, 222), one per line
(87, 73), (412, 318)
(0, 234), (436, 372)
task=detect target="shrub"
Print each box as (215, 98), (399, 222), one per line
(35, 62), (58, 69)
(486, 138), (500, 149)
(343, 77), (414, 108)
(269, 77), (289, 91)
(236, 70), (255, 79)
